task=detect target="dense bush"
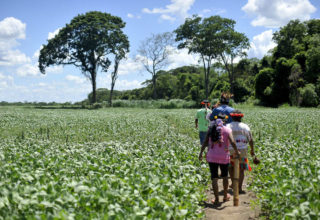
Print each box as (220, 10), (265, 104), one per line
(298, 84), (319, 107)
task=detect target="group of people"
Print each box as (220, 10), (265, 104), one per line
(195, 92), (256, 204)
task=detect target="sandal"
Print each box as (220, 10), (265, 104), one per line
(223, 194), (231, 202)
(211, 198), (219, 204)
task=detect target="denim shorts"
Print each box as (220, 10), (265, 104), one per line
(199, 131), (207, 145)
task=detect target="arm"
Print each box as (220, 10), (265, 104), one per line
(228, 133), (240, 158)
(195, 119), (198, 129)
(248, 131), (255, 157)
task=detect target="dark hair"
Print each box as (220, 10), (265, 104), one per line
(231, 109), (242, 122)
(209, 117), (224, 143)
(209, 124), (221, 143)
(220, 92), (233, 104)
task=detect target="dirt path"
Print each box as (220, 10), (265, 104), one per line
(201, 176), (260, 220)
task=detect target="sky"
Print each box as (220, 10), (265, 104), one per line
(0, 0), (319, 103)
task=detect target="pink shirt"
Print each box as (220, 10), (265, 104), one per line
(206, 126), (232, 164)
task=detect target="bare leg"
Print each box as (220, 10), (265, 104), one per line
(229, 166), (234, 188)
(239, 169), (245, 192)
(222, 176), (229, 200)
(212, 178), (219, 202)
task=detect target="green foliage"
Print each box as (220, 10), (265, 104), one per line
(232, 78), (251, 102)
(175, 15), (249, 98)
(38, 11), (129, 103)
(1, 106), (319, 219)
(298, 84), (319, 107)
(305, 34), (320, 83)
(0, 107), (206, 219)
(248, 107), (320, 219)
(273, 19), (307, 59)
(111, 99), (197, 109)
(254, 19), (320, 107)
(255, 68), (275, 105)
(87, 88), (123, 104)
(273, 58), (296, 104)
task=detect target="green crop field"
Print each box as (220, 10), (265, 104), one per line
(0, 106), (319, 219)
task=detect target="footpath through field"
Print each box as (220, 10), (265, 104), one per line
(202, 176), (260, 220)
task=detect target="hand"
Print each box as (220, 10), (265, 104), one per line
(250, 149), (255, 157)
(199, 153), (203, 161)
(234, 150), (240, 159)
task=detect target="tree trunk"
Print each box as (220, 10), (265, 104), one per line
(91, 75), (96, 104)
(90, 65), (97, 104)
(109, 58), (119, 107)
(205, 66), (210, 99)
(152, 75), (157, 99)
(202, 56), (209, 99)
(109, 86), (114, 107)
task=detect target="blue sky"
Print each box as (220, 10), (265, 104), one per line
(0, 0), (319, 102)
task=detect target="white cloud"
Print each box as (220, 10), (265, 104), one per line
(242, 0), (317, 28)
(198, 8), (226, 18)
(47, 65), (63, 74)
(0, 72), (14, 89)
(0, 49), (31, 66)
(0, 79), (92, 103)
(248, 30), (277, 58)
(118, 56), (144, 75)
(160, 14), (176, 22)
(0, 17), (29, 67)
(66, 75), (87, 84)
(127, 13), (141, 19)
(167, 47), (199, 70)
(0, 17), (26, 40)
(16, 63), (40, 76)
(142, 0), (195, 21)
(48, 28), (61, 40)
(202, 9), (211, 14)
(114, 79), (142, 90)
(38, 82), (47, 87)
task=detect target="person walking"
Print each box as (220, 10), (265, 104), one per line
(199, 114), (240, 204)
(209, 92), (234, 124)
(195, 100), (211, 146)
(227, 110), (256, 194)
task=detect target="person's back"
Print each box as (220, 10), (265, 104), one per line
(211, 105), (234, 123)
(227, 122), (251, 150)
(227, 110), (256, 193)
(209, 92), (234, 124)
(195, 100), (211, 145)
(206, 125), (232, 164)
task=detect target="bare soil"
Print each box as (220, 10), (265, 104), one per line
(201, 176), (260, 220)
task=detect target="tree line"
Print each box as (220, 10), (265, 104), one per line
(38, 11), (320, 107)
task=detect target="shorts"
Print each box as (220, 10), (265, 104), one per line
(230, 148), (251, 171)
(208, 162), (229, 179)
(199, 131), (207, 145)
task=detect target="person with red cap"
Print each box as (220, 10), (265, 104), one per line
(195, 100), (211, 146)
(227, 109), (257, 194)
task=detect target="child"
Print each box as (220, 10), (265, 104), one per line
(199, 114), (240, 204)
(227, 110), (256, 194)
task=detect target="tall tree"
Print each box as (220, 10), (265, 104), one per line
(109, 39), (129, 106)
(272, 20), (306, 60)
(38, 11), (129, 103)
(175, 15), (249, 98)
(137, 32), (174, 99)
(218, 31), (250, 93)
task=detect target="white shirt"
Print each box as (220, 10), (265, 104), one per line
(226, 122), (252, 150)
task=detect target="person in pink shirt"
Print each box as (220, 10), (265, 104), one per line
(199, 114), (240, 204)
